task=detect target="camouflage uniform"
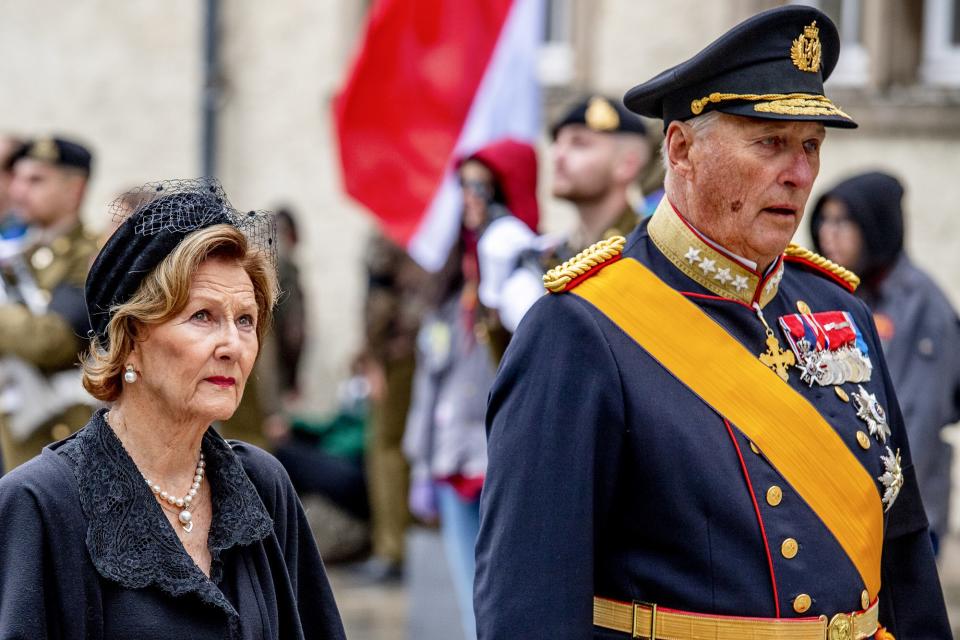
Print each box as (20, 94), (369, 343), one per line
(0, 222), (99, 470)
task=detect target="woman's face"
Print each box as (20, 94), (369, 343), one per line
(816, 197), (864, 271)
(459, 160), (495, 232)
(130, 257), (259, 424)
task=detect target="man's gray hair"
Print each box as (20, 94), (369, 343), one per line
(660, 110), (723, 173)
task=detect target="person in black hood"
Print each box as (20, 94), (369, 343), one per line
(811, 170), (960, 553)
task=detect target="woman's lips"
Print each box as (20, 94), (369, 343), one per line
(205, 376), (236, 387)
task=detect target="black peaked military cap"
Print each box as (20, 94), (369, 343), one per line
(551, 95), (648, 139)
(623, 5), (856, 130)
(6, 136), (93, 175)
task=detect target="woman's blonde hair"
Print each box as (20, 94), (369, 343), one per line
(82, 224), (277, 402)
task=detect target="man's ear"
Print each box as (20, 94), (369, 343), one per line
(665, 121), (696, 179)
(612, 137), (650, 185)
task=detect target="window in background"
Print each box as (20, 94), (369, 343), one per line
(921, 0), (960, 86)
(540, 0), (575, 86)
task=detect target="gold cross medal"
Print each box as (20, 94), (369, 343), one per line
(753, 304), (794, 382)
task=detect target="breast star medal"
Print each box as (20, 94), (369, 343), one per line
(852, 385), (891, 444)
(878, 447), (903, 512)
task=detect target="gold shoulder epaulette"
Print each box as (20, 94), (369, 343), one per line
(543, 236), (626, 293)
(784, 243), (860, 292)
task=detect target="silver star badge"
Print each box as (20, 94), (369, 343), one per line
(878, 447), (903, 512)
(698, 258), (717, 275)
(732, 275), (749, 292)
(852, 385), (891, 444)
(713, 267), (733, 284)
(684, 247), (702, 264)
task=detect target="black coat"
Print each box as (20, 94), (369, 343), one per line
(0, 410), (346, 639)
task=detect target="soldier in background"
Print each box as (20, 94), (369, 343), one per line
(0, 137), (99, 470)
(478, 97), (652, 335)
(0, 135), (27, 241)
(357, 230), (427, 581)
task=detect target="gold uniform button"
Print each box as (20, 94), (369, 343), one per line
(50, 423), (71, 441)
(861, 589), (870, 609)
(749, 441), (761, 455)
(796, 300), (812, 315)
(781, 538), (799, 559)
(766, 485), (783, 507)
(793, 593), (812, 613)
(856, 431), (871, 450)
(835, 387), (849, 402)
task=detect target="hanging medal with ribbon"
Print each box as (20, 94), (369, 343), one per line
(778, 309), (873, 386)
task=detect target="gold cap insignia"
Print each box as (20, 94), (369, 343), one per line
(585, 96), (620, 132)
(28, 138), (60, 163)
(791, 21), (822, 73)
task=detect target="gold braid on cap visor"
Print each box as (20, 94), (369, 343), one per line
(690, 92), (851, 119)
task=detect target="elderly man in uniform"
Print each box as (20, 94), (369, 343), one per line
(474, 6), (949, 640)
(0, 137), (99, 471)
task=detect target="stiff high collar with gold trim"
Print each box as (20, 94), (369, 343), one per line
(648, 198), (784, 308)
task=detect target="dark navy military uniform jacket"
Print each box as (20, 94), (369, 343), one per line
(474, 207), (950, 639)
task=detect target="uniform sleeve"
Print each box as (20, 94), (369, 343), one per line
(854, 299), (952, 638)
(0, 303), (83, 370)
(474, 294), (625, 640)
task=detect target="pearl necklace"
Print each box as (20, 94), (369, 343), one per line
(143, 452), (205, 533)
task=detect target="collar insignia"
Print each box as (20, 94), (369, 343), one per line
(791, 21), (822, 73)
(648, 198), (783, 308)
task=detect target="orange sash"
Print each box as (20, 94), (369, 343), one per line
(573, 257), (883, 597)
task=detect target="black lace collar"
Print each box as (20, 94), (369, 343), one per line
(61, 409), (274, 624)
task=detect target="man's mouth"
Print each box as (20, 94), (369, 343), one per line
(762, 205), (798, 216)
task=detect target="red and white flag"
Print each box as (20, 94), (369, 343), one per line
(334, 0), (543, 270)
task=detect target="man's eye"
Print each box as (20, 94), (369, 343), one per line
(192, 310), (209, 321)
(760, 137), (780, 146)
(803, 139), (821, 153)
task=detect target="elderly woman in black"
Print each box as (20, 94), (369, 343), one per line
(0, 180), (345, 639)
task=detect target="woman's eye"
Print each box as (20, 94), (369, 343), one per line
(238, 314), (255, 327)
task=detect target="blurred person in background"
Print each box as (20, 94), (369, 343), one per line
(478, 97), (651, 335)
(0, 137), (99, 471)
(403, 139), (539, 640)
(811, 170), (960, 555)
(0, 135), (27, 241)
(357, 230), (428, 582)
(272, 207), (306, 400)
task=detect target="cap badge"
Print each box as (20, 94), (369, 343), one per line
(791, 21), (822, 73)
(28, 138), (60, 163)
(585, 96), (620, 132)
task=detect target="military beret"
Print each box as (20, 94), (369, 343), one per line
(623, 5), (856, 130)
(551, 95), (648, 139)
(6, 136), (93, 174)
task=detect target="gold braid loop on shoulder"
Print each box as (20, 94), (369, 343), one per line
(543, 236), (626, 293)
(784, 243), (860, 291)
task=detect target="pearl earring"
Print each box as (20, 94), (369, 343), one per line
(123, 364), (138, 384)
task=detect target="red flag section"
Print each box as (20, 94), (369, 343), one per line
(334, 0), (515, 246)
